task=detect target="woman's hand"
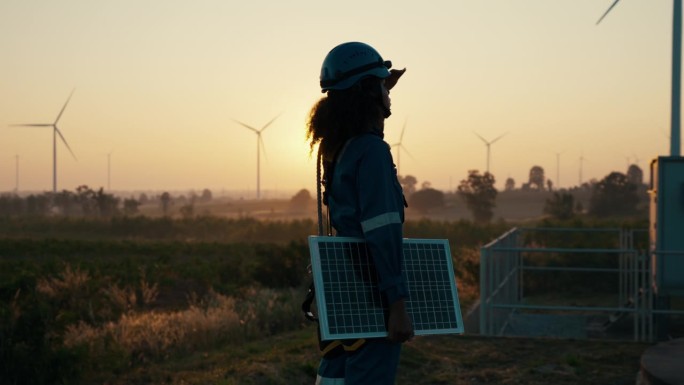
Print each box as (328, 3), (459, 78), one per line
(387, 298), (414, 343)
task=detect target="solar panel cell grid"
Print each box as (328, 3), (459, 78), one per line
(309, 236), (464, 341)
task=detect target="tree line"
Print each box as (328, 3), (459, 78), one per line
(397, 163), (648, 223)
(0, 186), (214, 218)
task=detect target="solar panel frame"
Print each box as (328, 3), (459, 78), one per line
(309, 236), (464, 341)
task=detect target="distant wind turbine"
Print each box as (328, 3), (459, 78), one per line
(390, 118), (414, 175)
(107, 151), (112, 191)
(597, 0), (682, 156)
(579, 153), (589, 186)
(9, 89), (78, 193)
(15, 155), (19, 193)
(232, 113), (281, 199)
(474, 131), (507, 174)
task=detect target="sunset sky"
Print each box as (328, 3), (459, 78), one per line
(0, 1), (676, 197)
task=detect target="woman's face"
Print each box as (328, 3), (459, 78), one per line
(381, 82), (391, 113)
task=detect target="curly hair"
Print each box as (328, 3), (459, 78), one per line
(306, 77), (384, 161)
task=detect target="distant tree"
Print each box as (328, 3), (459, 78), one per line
(626, 164), (644, 186)
(543, 192), (575, 220)
(457, 170), (497, 223)
(290, 189), (312, 212)
(177, 195), (187, 205)
(504, 177), (515, 191)
(589, 172), (639, 217)
(53, 190), (78, 216)
(160, 192), (172, 216)
(94, 187), (120, 217)
(201, 188), (213, 202)
(73, 185), (96, 216)
(581, 179), (597, 191)
(398, 175), (417, 197)
(123, 198), (140, 216)
(408, 187), (445, 214)
(25, 194), (50, 216)
(72, 185), (119, 217)
(187, 190), (198, 203)
(0, 194), (24, 217)
(179, 200), (195, 219)
(546, 179), (554, 191)
(138, 193), (149, 205)
(527, 166), (545, 191)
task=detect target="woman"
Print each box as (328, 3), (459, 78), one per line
(306, 41), (413, 385)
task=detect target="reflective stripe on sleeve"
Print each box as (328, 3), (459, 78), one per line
(315, 375), (345, 385)
(361, 212), (401, 233)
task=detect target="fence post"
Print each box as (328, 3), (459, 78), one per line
(479, 246), (488, 336)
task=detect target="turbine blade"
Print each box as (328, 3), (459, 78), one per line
(9, 123), (53, 127)
(400, 145), (416, 161)
(232, 119), (260, 133)
(399, 118), (408, 142)
(55, 127), (78, 161)
(490, 132), (508, 145)
(258, 134), (268, 162)
(596, 0), (621, 25)
(473, 131), (489, 144)
(55, 88), (76, 124)
(260, 112), (282, 133)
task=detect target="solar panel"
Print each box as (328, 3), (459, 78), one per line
(308, 236), (464, 341)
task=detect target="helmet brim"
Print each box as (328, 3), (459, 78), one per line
(323, 67), (391, 92)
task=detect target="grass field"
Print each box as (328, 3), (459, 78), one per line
(102, 326), (648, 385)
(0, 200), (654, 385)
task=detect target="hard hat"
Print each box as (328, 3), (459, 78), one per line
(320, 42), (392, 92)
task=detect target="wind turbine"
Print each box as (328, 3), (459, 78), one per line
(554, 150), (565, 189)
(107, 151), (112, 191)
(9, 89), (78, 193)
(390, 118), (414, 175)
(579, 153), (589, 186)
(474, 131), (508, 174)
(597, 0), (682, 156)
(232, 113), (281, 199)
(14, 155), (19, 193)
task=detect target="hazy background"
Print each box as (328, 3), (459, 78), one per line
(0, 0), (674, 196)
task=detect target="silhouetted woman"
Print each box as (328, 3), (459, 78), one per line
(306, 41), (412, 385)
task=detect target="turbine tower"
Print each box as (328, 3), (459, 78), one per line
(15, 155), (19, 193)
(233, 113), (281, 199)
(9, 89), (78, 193)
(474, 131), (507, 174)
(579, 153), (588, 186)
(597, 0), (682, 156)
(107, 151), (112, 191)
(390, 118), (414, 175)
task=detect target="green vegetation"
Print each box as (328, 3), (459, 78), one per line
(0, 215), (649, 384)
(457, 170), (498, 223)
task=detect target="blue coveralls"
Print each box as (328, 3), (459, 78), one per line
(316, 132), (409, 385)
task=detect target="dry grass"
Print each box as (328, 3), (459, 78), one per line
(102, 326), (650, 385)
(63, 288), (303, 364)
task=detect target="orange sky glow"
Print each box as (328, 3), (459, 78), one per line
(0, 1), (676, 197)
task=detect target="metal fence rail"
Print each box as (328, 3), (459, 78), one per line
(479, 227), (658, 341)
